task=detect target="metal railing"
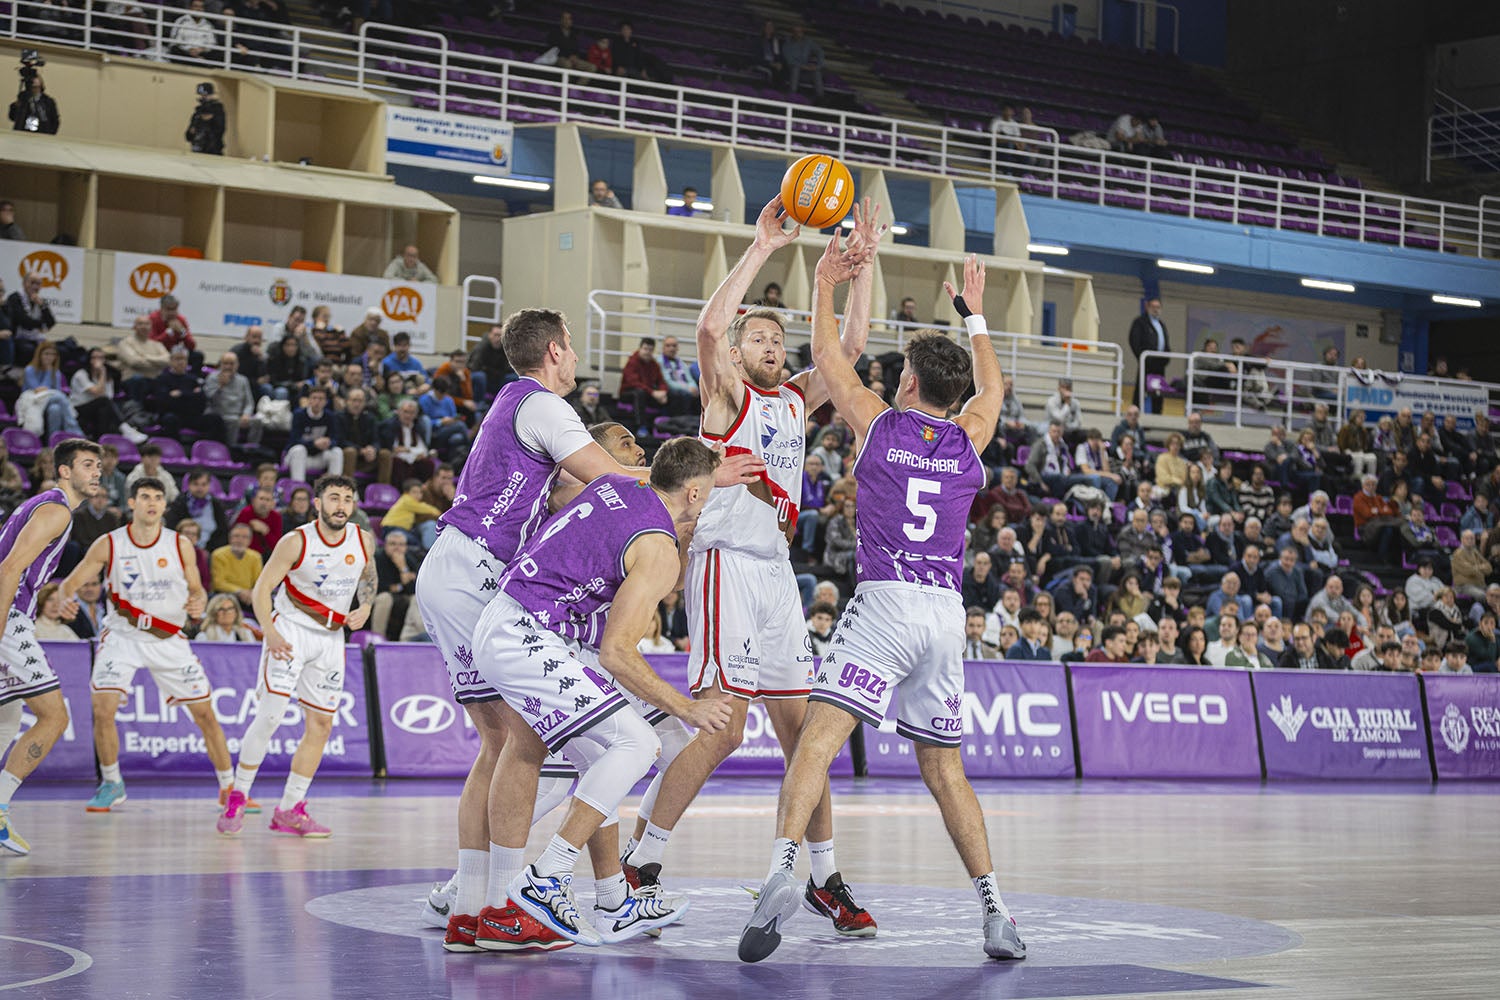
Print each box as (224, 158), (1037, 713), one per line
(6, 2), (1498, 258)
(460, 275), (502, 350)
(586, 290), (1122, 412)
(1427, 89), (1500, 181)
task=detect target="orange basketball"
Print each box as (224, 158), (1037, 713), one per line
(780, 154), (855, 229)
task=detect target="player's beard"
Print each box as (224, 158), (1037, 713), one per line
(745, 357), (783, 391)
(319, 511), (349, 532)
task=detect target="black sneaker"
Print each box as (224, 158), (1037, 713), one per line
(802, 872), (877, 937)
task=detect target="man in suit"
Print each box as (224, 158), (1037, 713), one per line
(963, 607), (1002, 660)
(1128, 297), (1169, 411)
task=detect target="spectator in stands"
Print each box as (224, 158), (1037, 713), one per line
(1463, 492), (1494, 548)
(1027, 420), (1089, 498)
(1086, 625), (1129, 663)
(124, 444), (177, 504)
(232, 485), (282, 559)
(1205, 511), (1240, 565)
(610, 21), (660, 81)
(982, 465), (1033, 527)
(309, 306), (348, 363)
(1127, 297), (1169, 410)
(572, 382), (613, 426)
(384, 244), (437, 283)
(383, 477), (440, 549)
(1306, 574), (1354, 624)
(1056, 566), (1098, 624)
(348, 307), (389, 362)
(72, 488), (122, 555)
(1284, 427), (1324, 495)
(1451, 529), (1491, 601)
(150, 346), (223, 439)
(418, 376), (468, 460)
(962, 551), (1002, 611)
(148, 293), (197, 360)
(66, 576), (109, 641)
(1399, 507), (1446, 571)
(589, 179), (623, 209)
(0, 199), (23, 240)
(753, 19), (786, 87)
(541, 10), (590, 72)
(1139, 112), (1169, 156)
(1276, 622), (1326, 670)
(1205, 459), (1242, 522)
(1074, 428), (1121, 501)
(1223, 621), (1269, 669)
(336, 386), (381, 482)
(467, 324), (511, 402)
(989, 103), (1021, 150)
(586, 34), (613, 73)
(1466, 612), (1499, 672)
(211, 522), (262, 612)
(97, 444), (127, 512)
(171, 0), (217, 63)
(69, 347), (143, 444)
(335, 361), (368, 409)
(285, 385), (344, 482)
(620, 336), (668, 431)
(1110, 404), (1145, 451)
(1320, 628), (1353, 670)
(1236, 465), (1273, 521)
(997, 374), (1033, 447)
(267, 333), (310, 400)
(184, 80), (226, 154)
(198, 593), (256, 642)
(1336, 409), (1376, 479)
(1008, 609), (1052, 661)
(660, 336), (698, 415)
(205, 351), (262, 449)
(281, 486), (312, 533)
(369, 530), (422, 640)
(1170, 512), (1221, 581)
(231, 325), (272, 399)
(961, 607), (1000, 660)
(4, 274), (55, 361)
(1180, 412), (1219, 465)
(1404, 558), (1443, 614)
(1041, 378), (1083, 444)
(1266, 545), (1309, 620)
(380, 398), (434, 484)
(168, 468), (230, 550)
(1107, 112), (1143, 153)
(1178, 464), (1209, 527)
(9, 67), (58, 135)
(382, 331), (429, 394)
(782, 24), (825, 101)
(374, 370), (411, 422)
(1075, 499), (1121, 583)
(666, 187), (701, 217)
(1117, 507), (1158, 569)
(1154, 432), (1188, 496)
(755, 283), (783, 308)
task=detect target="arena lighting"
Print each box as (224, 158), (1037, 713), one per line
(1432, 294), (1483, 308)
(840, 219), (910, 235)
(472, 175), (551, 191)
(1300, 278), (1356, 293)
(1027, 243), (1070, 256)
(664, 197), (715, 211)
(1156, 258), (1215, 275)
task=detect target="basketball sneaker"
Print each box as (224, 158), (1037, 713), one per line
(219, 786), (262, 814)
(593, 886), (690, 944)
(216, 790), (248, 837)
(983, 914), (1027, 960)
(737, 869), (803, 963)
(423, 874), (458, 928)
(507, 865), (602, 946)
(802, 872), (876, 937)
(442, 913), (483, 953)
(0, 807), (30, 856)
(85, 780), (127, 813)
(622, 858), (661, 892)
(475, 902), (574, 953)
(270, 801), (331, 838)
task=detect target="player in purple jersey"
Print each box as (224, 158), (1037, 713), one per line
(0, 438), (103, 856)
(741, 248), (1027, 962)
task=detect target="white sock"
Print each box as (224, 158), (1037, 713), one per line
(629, 821), (672, 867)
(455, 848), (488, 917)
(534, 834), (582, 879)
(487, 843), (526, 909)
(973, 872), (1010, 918)
(101, 762), (123, 784)
(623, 836), (639, 858)
(0, 770), (20, 808)
(808, 839), (836, 886)
(215, 768), (233, 789)
(232, 764), (258, 796)
(280, 772), (312, 811)
(766, 836), (799, 883)
(595, 872), (628, 911)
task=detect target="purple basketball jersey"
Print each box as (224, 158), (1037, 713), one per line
(852, 408), (984, 591)
(440, 377), (560, 562)
(0, 488), (73, 617)
(499, 474), (677, 647)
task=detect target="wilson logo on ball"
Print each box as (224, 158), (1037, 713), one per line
(781, 154), (855, 229)
(796, 161), (828, 208)
(382, 286), (423, 322)
(19, 250), (68, 288)
(129, 262), (177, 298)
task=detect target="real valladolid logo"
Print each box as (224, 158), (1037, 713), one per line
(1440, 703), (1470, 755)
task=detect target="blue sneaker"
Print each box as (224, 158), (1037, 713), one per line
(0, 807), (30, 856)
(593, 885), (690, 943)
(86, 781), (127, 813)
(507, 865), (602, 946)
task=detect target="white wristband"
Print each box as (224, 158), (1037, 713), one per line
(963, 314), (989, 339)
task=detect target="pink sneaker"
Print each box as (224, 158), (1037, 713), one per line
(217, 790), (247, 837)
(270, 801), (331, 838)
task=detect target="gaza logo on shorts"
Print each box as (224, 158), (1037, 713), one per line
(837, 662), (887, 705)
(389, 695), (455, 735)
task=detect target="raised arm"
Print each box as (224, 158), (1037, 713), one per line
(796, 198), (886, 411)
(253, 531), (305, 662)
(810, 233), (886, 443)
(0, 503), (71, 624)
(948, 255), (1005, 454)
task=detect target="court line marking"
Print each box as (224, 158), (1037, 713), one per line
(0, 934), (94, 992)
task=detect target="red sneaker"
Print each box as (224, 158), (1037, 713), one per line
(803, 873), (877, 937)
(475, 902), (575, 953)
(443, 913), (483, 953)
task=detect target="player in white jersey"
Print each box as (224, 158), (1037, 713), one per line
(57, 477), (244, 814)
(622, 197), (881, 937)
(217, 474), (374, 838)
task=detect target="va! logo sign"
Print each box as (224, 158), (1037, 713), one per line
(129, 262), (177, 299)
(382, 286), (423, 322)
(19, 250), (69, 289)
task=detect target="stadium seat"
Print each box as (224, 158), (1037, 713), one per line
(361, 482), (400, 512)
(48, 431), (75, 450)
(191, 440), (242, 474)
(228, 473), (260, 501)
(277, 479), (312, 505)
(98, 434), (141, 466)
(2, 427), (43, 463)
(290, 260), (327, 272)
(168, 246), (204, 259)
(148, 437), (192, 474)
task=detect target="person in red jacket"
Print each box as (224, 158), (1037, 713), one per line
(149, 293), (200, 367)
(619, 336), (668, 432)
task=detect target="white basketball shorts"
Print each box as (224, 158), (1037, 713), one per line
(686, 548), (815, 700)
(416, 528), (504, 704)
(257, 613), (348, 714)
(0, 608), (59, 706)
(92, 628), (211, 704)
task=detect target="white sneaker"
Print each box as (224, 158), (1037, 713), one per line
(593, 886), (690, 944)
(421, 873), (458, 928)
(507, 865), (602, 946)
(120, 424), (149, 445)
(983, 913), (1027, 960)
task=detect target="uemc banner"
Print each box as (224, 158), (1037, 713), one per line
(110, 252), (440, 352)
(19, 642), (99, 780)
(374, 647), (850, 778)
(386, 107), (514, 179)
(1422, 674), (1500, 780)
(1254, 669), (1428, 780)
(115, 643), (370, 776)
(864, 661), (1074, 778)
(1071, 664), (1260, 778)
(0, 239), (85, 323)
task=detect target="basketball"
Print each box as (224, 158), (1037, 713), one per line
(779, 153), (855, 229)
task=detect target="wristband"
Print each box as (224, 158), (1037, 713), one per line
(950, 294), (973, 319)
(963, 314), (989, 339)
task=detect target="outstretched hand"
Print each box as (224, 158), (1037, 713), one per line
(815, 231), (873, 287)
(942, 253), (986, 310)
(847, 197), (890, 255)
(755, 195), (802, 252)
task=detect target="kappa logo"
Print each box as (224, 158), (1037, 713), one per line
(389, 694), (456, 735)
(572, 694), (594, 712)
(557, 675), (579, 693)
(1440, 703), (1470, 755)
(1266, 695), (1308, 742)
(522, 695), (543, 717)
(542, 658), (565, 676)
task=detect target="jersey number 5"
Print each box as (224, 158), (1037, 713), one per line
(903, 478), (940, 542)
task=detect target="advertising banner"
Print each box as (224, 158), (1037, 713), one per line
(18, 642), (98, 780)
(1184, 306), (1345, 365)
(113, 643), (370, 776)
(1342, 374), (1488, 432)
(1254, 669), (1428, 780)
(864, 661), (1074, 778)
(110, 252), (440, 352)
(386, 107), (515, 179)
(1422, 674), (1500, 780)
(0, 239), (85, 323)
(374, 647), (850, 778)
(1071, 664), (1261, 778)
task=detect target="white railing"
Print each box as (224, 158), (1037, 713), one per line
(460, 275), (502, 350)
(587, 290), (1122, 411)
(7, 2), (1498, 258)
(1428, 90), (1500, 181)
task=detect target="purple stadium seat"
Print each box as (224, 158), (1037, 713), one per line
(228, 473), (259, 501)
(191, 439), (240, 473)
(48, 431), (76, 450)
(98, 434), (141, 466)
(1439, 503), (1462, 524)
(1435, 526), (1459, 549)
(277, 479), (312, 505)
(148, 436), (191, 473)
(1332, 495), (1354, 515)
(1446, 480), (1471, 501)
(2, 426), (42, 462)
(361, 482), (400, 511)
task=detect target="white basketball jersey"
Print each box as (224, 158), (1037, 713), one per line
(273, 521), (369, 631)
(691, 380), (806, 560)
(104, 525), (189, 637)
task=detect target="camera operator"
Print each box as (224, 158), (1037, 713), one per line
(10, 51), (58, 135)
(185, 82), (226, 155)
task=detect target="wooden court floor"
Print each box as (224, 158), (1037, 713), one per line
(1, 778), (1496, 999)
